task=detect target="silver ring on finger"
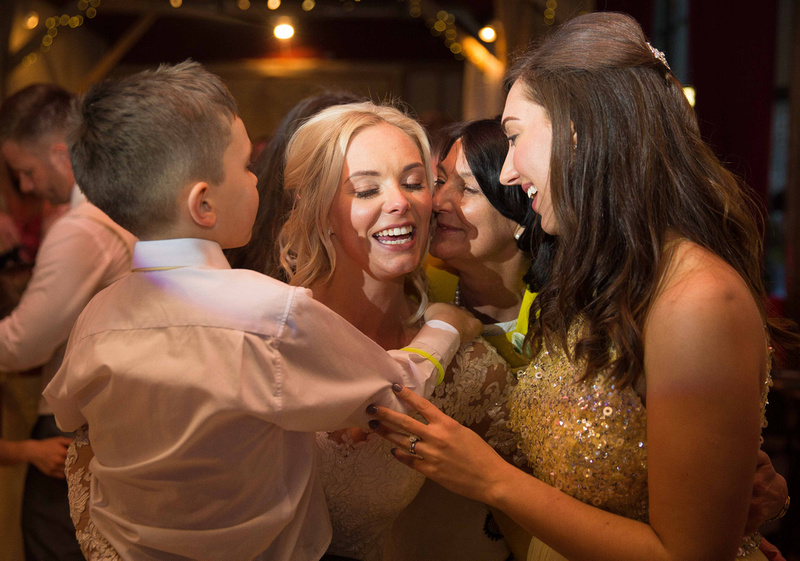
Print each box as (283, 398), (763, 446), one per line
(408, 435), (420, 455)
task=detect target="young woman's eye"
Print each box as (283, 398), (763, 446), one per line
(507, 134), (518, 146)
(403, 183), (426, 191)
(433, 178), (445, 188)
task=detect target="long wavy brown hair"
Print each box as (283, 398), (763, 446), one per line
(509, 12), (799, 387)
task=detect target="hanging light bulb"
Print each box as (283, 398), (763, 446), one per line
(478, 25), (496, 43)
(274, 23), (294, 39)
(24, 11), (40, 29)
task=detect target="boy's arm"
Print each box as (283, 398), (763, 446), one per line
(273, 289), (476, 432)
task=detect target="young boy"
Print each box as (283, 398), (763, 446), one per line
(43, 61), (477, 561)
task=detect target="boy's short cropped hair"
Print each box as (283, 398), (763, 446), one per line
(0, 83), (75, 145)
(68, 60), (239, 238)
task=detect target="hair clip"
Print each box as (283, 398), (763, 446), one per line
(647, 42), (671, 72)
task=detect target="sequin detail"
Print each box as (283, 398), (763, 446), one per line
(509, 324), (649, 522)
(508, 321), (773, 558)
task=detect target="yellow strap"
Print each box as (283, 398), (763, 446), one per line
(400, 347), (445, 386)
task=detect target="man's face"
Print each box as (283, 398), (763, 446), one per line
(1, 139), (74, 205)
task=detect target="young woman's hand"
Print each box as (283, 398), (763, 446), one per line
(368, 384), (514, 504)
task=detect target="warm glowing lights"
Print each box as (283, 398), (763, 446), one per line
(24, 11), (40, 29)
(683, 86), (696, 107)
(478, 26), (496, 43)
(170, 0), (182, 7)
(268, 0), (281, 9)
(86, 7), (97, 17)
(274, 23), (294, 39)
(545, 0), (557, 25)
(302, 0), (315, 11)
(433, 20), (446, 32)
(237, 0), (250, 9)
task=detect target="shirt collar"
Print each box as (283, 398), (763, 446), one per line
(70, 184), (86, 209)
(132, 238), (232, 271)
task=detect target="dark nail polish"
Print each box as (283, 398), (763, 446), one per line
(392, 383), (403, 392)
(368, 419), (380, 429)
(366, 404), (377, 414)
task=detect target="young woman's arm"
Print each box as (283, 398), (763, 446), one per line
(369, 248), (765, 561)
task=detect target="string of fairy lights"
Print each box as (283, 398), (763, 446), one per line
(16, 0), (559, 68)
(19, 0), (100, 67)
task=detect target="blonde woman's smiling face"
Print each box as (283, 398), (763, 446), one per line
(328, 122), (432, 281)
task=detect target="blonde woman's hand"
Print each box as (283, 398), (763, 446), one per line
(424, 302), (481, 343)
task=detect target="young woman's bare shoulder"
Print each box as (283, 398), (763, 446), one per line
(654, 241), (754, 315)
(646, 241), (763, 353)
(645, 241), (766, 389)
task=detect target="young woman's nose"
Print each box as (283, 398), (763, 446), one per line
(499, 151), (520, 186)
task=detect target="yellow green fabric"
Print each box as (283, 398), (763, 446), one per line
(425, 259), (533, 369)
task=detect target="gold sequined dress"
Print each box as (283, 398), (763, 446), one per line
(508, 322), (770, 561)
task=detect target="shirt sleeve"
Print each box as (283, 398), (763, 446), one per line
(273, 287), (460, 432)
(0, 215), (130, 372)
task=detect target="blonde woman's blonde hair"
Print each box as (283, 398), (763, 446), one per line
(279, 101), (434, 323)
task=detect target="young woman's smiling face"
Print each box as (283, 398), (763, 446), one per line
(328, 122), (432, 281)
(500, 80), (558, 235)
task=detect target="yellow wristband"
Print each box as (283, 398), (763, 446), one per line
(401, 347), (445, 386)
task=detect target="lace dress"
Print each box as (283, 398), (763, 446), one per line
(508, 322), (772, 561)
(317, 337), (517, 561)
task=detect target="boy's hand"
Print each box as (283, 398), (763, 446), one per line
(425, 302), (481, 342)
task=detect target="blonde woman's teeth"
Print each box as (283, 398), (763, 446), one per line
(374, 225), (414, 244)
(526, 186), (538, 198)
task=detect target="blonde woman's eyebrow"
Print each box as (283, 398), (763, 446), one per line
(347, 162), (424, 181)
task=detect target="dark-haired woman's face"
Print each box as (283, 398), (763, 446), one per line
(430, 140), (519, 268)
(500, 81), (557, 235)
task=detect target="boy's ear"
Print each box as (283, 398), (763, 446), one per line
(186, 181), (217, 228)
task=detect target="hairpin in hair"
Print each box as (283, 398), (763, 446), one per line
(647, 42), (671, 72)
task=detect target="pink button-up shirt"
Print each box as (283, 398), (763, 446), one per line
(44, 238), (459, 561)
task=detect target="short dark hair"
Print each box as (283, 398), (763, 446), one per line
(0, 83), (75, 145)
(225, 90), (363, 278)
(68, 60), (239, 238)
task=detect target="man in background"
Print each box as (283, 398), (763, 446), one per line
(0, 83), (135, 560)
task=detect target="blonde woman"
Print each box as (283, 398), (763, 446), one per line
(280, 102), (517, 561)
